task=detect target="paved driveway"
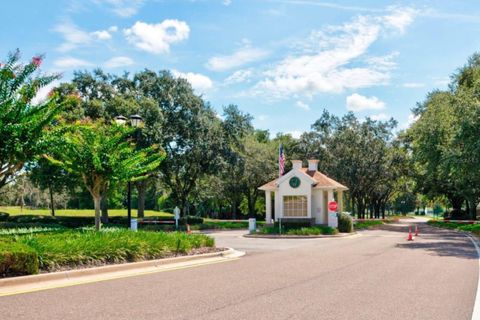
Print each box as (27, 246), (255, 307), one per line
(1, 219), (478, 320)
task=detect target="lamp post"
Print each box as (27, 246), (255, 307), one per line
(114, 114), (144, 229)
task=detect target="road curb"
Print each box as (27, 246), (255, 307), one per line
(0, 247), (243, 289)
(243, 232), (357, 239)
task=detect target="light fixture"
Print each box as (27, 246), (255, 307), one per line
(114, 115), (127, 125)
(129, 114), (144, 128)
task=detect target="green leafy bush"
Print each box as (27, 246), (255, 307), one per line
(0, 240), (39, 277)
(286, 226), (337, 235)
(338, 213), (353, 233)
(0, 212), (9, 221)
(14, 230), (214, 272)
(260, 225), (337, 235)
(7, 215), (95, 228)
(354, 220), (384, 229)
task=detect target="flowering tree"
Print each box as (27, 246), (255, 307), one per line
(46, 121), (165, 230)
(0, 49), (61, 188)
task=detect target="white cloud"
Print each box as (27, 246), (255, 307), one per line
(124, 20), (190, 54)
(54, 22), (92, 52)
(252, 7), (415, 99)
(95, 0), (145, 17)
(383, 6), (418, 34)
(402, 82), (425, 88)
(104, 56), (134, 68)
(295, 101), (310, 111)
(53, 57), (93, 69)
(400, 113), (419, 129)
(31, 80), (61, 106)
(433, 77), (450, 87)
(206, 46), (269, 71)
(346, 93), (385, 112)
(91, 30), (112, 40)
(222, 0), (232, 5)
(172, 70), (213, 92)
(54, 21), (117, 52)
(288, 130), (303, 139)
(257, 115), (268, 121)
(369, 113), (389, 121)
(366, 52), (398, 71)
(225, 69), (253, 84)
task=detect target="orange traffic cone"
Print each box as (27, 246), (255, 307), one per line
(407, 226), (413, 241)
(414, 225), (419, 236)
(186, 224), (191, 234)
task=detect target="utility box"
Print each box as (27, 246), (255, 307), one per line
(248, 218), (256, 232)
(130, 218), (138, 231)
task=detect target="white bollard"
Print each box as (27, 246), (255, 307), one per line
(130, 218), (138, 231)
(248, 218), (256, 233)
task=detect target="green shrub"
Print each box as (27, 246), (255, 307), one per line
(261, 225), (337, 235)
(0, 212), (9, 221)
(338, 213), (353, 233)
(286, 226), (337, 235)
(179, 215), (204, 225)
(354, 220), (384, 229)
(14, 230), (214, 271)
(0, 240), (39, 276)
(7, 215), (95, 228)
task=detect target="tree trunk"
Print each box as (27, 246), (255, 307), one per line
(101, 196), (109, 224)
(49, 185), (55, 216)
(468, 200), (478, 220)
(231, 200), (237, 220)
(449, 195), (464, 211)
(94, 195), (101, 231)
(136, 180), (147, 218)
(247, 194), (255, 219)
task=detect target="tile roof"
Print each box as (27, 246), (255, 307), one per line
(258, 168), (348, 190)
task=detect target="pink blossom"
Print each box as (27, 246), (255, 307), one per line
(32, 56), (42, 67)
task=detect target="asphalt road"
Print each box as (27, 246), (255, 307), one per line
(1, 219), (478, 320)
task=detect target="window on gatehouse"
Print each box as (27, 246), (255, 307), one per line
(283, 196), (307, 217)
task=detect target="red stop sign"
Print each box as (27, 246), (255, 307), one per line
(328, 201), (338, 212)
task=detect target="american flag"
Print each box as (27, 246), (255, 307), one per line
(279, 144), (285, 176)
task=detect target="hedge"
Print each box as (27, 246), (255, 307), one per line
(3, 229), (214, 274)
(0, 240), (39, 277)
(0, 212), (9, 221)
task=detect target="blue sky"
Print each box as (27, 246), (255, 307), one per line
(2, 0), (480, 137)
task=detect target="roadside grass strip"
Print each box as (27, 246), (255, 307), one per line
(427, 220), (480, 236)
(0, 230), (215, 277)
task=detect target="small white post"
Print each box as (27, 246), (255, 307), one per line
(174, 206), (180, 230)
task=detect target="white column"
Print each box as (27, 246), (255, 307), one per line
(338, 190), (344, 214)
(319, 190), (325, 223)
(265, 191), (272, 224)
(328, 190), (334, 203)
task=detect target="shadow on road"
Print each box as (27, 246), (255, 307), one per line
(396, 240), (477, 260)
(365, 221), (479, 260)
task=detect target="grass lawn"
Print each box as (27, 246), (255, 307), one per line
(0, 206), (172, 218)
